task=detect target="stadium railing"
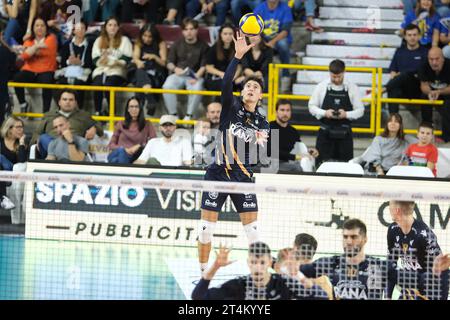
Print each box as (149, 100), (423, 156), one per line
(376, 67), (444, 136)
(8, 81), (269, 131)
(268, 63), (377, 134)
(7, 65), (447, 136)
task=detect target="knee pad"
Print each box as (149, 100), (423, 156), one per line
(244, 221), (259, 244)
(198, 220), (216, 244)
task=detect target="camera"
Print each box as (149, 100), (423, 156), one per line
(332, 110), (340, 118)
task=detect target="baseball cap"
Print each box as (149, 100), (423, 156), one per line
(159, 115), (177, 126)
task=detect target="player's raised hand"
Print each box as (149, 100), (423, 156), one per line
(213, 243), (235, 268)
(433, 254), (450, 275)
(233, 31), (255, 60)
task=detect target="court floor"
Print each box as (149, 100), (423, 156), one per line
(0, 235), (205, 300)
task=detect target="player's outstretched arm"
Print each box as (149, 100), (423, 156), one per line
(220, 32), (256, 118)
(191, 245), (235, 300)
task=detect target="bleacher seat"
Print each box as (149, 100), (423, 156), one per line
(386, 166), (435, 178)
(316, 162), (364, 175)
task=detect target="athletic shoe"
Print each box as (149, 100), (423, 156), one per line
(1, 196), (15, 210)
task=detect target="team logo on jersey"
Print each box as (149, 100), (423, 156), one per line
(208, 192), (219, 200)
(346, 266), (358, 277)
(402, 244), (409, 253)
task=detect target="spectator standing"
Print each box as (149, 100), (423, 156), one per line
(308, 59), (364, 164)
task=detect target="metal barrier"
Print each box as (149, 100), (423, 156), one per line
(8, 66), (447, 137)
(375, 67), (444, 136)
(269, 63), (377, 134)
(8, 82), (269, 131)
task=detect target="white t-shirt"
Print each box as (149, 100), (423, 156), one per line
(138, 136), (193, 166)
(88, 133), (112, 163)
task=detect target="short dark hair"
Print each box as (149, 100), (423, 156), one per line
(243, 75), (264, 92)
(418, 121), (434, 131)
(249, 241), (271, 258)
(58, 89), (78, 102)
(404, 24), (420, 34)
(275, 99), (292, 111)
(294, 233), (318, 260)
(182, 17), (198, 30)
(343, 219), (367, 237)
(53, 115), (68, 124)
(329, 59), (346, 74)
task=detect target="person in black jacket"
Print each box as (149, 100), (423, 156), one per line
(0, 32), (17, 124)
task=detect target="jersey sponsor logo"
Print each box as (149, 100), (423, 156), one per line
(398, 255), (422, 271)
(243, 202), (257, 208)
(208, 191), (219, 200)
(334, 280), (369, 300)
(204, 199), (217, 208)
(230, 122), (254, 143)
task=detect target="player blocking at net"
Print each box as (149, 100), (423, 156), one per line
(197, 31), (270, 272)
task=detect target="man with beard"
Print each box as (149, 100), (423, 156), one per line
(387, 200), (449, 300)
(192, 241), (327, 300)
(269, 99), (319, 172)
(301, 219), (387, 300)
(134, 114), (192, 166)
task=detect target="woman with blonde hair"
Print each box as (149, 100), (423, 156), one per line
(91, 16), (132, 116)
(0, 116), (29, 215)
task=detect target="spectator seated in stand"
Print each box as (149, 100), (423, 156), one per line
(399, 0), (441, 48)
(439, 12), (450, 58)
(385, 24), (429, 115)
(2, 0), (38, 47)
(31, 89), (104, 159)
(403, 121), (439, 177)
(185, 0), (231, 27)
(162, 18), (208, 121)
(235, 34), (273, 91)
(205, 101), (222, 130)
(205, 23), (241, 98)
(358, 113), (417, 175)
(418, 47), (450, 142)
(254, 0), (293, 92)
(55, 20), (93, 109)
(45, 115), (89, 162)
(192, 117), (214, 167)
(129, 23), (167, 116)
(39, 0), (83, 47)
(288, 0), (324, 33)
(107, 96), (157, 164)
(91, 16), (132, 116)
(83, 0), (120, 24)
(13, 17), (57, 113)
(85, 119), (112, 163)
(268, 99), (318, 172)
(134, 114), (193, 167)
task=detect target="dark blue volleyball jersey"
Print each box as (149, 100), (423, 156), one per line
(191, 274), (327, 300)
(386, 219), (443, 298)
(211, 57), (270, 178)
(387, 219), (441, 272)
(300, 255), (388, 300)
